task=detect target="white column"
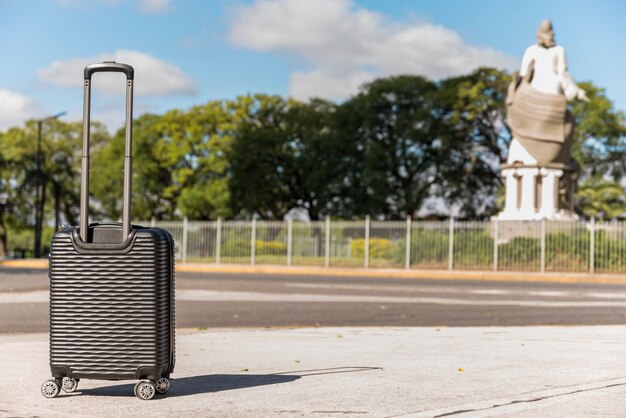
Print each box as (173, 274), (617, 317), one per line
(518, 168), (539, 216)
(539, 168), (563, 217)
(502, 168), (518, 215)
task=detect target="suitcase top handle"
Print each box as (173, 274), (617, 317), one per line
(80, 61), (134, 243)
(85, 61), (134, 80)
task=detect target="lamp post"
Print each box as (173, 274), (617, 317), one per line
(34, 111), (66, 258)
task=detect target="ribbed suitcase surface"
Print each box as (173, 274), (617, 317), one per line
(49, 227), (175, 380)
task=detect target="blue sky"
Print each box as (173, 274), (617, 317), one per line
(0, 0), (625, 132)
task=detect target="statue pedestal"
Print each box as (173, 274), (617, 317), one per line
(496, 163), (578, 221)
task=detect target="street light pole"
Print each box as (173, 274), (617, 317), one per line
(33, 112), (66, 258)
(34, 120), (43, 258)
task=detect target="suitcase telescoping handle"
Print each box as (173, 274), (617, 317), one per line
(80, 61), (134, 242)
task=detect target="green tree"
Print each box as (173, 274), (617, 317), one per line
(0, 120), (109, 255)
(0, 127), (32, 256)
(91, 114), (176, 221)
(44, 119), (108, 229)
(229, 95), (342, 220)
(569, 82), (626, 179)
(436, 68), (512, 218)
(439, 68), (511, 163)
(92, 102), (234, 221)
(337, 75), (447, 219)
(158, 101), (234, 220)
(0, 135), (6, 255)
(577, 177), (626, 219)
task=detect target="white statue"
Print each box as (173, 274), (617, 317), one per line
(506, 19), (588, 166)
(498, 20), (586, 220)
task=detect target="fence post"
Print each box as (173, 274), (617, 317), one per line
(250, 217), (256, 266)
(540, 218), (546, 273)
(590, 217), (595, 274)
(493, 219), (499, 272)
(287, 218), (293, 266)
(448, 217), (454, 271)
(182, 216), (188, 264)
(364, 215), (370, 268)
(150, 217), (156, 228)
(215, 217), (222, 265)
(405, 216), (411, 270)
(324, 216), (331, 268)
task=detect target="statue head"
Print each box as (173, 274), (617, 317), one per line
(536, 20), (556, 48)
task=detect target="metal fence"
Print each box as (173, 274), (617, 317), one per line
(140, 217), (626, 274)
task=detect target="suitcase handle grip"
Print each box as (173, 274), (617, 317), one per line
(84, 62), (134, 80)
(80, 62), (134, 243)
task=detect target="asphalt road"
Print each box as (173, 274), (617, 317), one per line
(1, 267), (626, 332)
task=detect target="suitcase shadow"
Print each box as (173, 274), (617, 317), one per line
(77, 367), (381, 398)
(78, 374), (300, 398)
(172, 374), (302, 396)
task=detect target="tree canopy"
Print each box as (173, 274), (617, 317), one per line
(0, 67), (624, 255)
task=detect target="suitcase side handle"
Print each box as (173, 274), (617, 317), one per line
(80, 61), (134, 243)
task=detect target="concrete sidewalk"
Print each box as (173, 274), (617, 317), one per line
(1, 326), (625, 417)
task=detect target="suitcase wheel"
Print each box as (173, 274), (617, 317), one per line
(41, 379), (61, 398)
(134, 381), (156, 400)
(62, 377), (79, 393)
(155, 377), (171, 394)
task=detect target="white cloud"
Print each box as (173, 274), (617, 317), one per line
(139, 0), (172, 14)
(289, 70), (374, 101)
(38, 50), (196, 97)
(0, 89), (44, 131)
(228, 0), (518, 100)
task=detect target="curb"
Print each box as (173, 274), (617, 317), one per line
(177, 264), (626, 284)
(0, 259), (48, 269)
(2, 259), (626, 285)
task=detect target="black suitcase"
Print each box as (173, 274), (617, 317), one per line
(41, 62), (175, 401)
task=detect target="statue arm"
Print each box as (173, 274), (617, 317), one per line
(557, 46), (588, 102)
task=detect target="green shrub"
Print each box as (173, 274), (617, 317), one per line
(221, 238), (287, 256)
(499, 237), (540, 263)
(351, 238), (394, 259)
(453, 231), (494, 268)
(7, 228), (34, 253)
(406, 229), (449, 265)
(256, 240), (287, 255)
(222, 238), (250, 257)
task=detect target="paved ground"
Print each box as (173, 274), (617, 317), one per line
(1, 326), (625, 417)
(1, 268), (626, 332)
(2, 269), (626, 416)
